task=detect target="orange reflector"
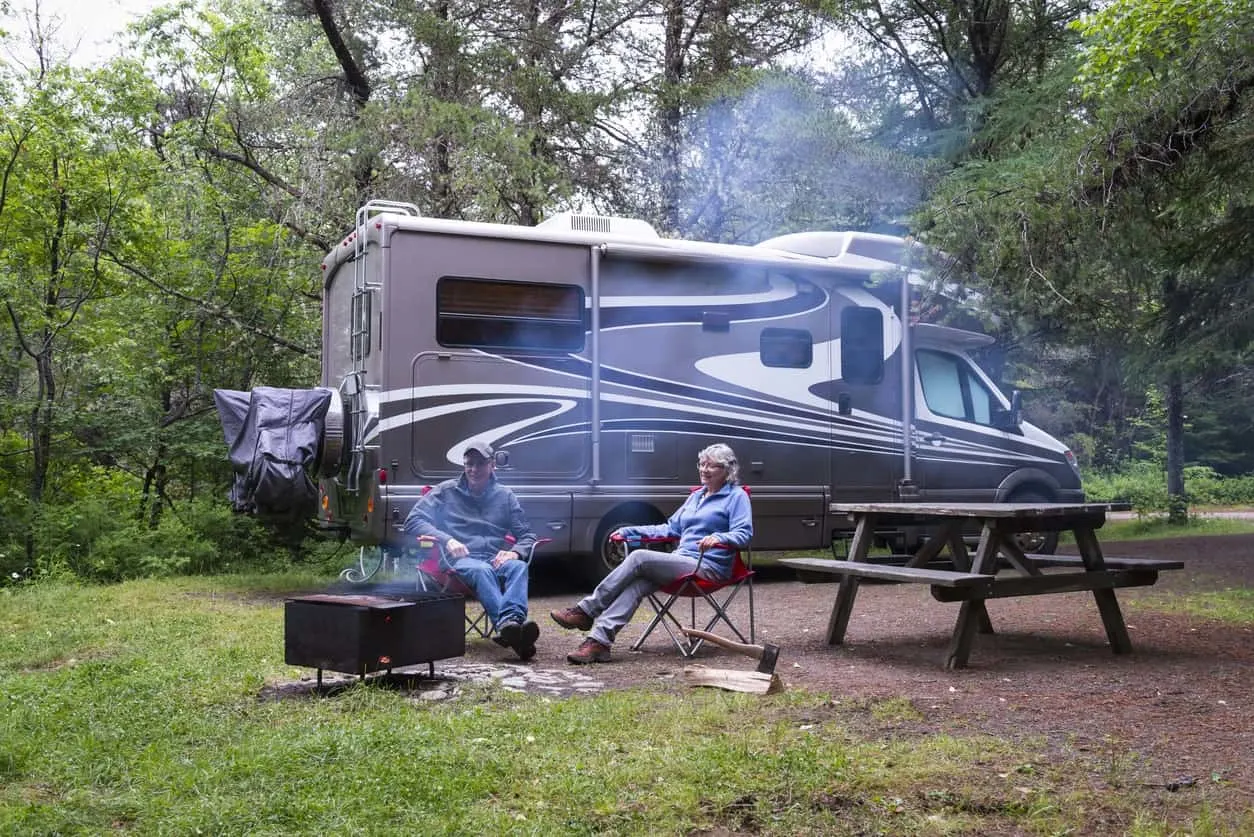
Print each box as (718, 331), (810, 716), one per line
(367, 497), (374, 513)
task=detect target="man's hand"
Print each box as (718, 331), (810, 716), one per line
(446, 538), (470, 559)
(490, 550), (520, 568)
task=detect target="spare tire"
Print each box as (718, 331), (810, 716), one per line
(317, 387), (345, 477)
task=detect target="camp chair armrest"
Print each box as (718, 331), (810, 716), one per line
(609, 533), (679, 548)
(507, 536), (552, 565)
(414, 534), (549, 565)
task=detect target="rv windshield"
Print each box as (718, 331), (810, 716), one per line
(916, 349), (998, 425)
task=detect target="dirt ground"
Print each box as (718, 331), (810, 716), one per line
(460, 533), (1254, 818)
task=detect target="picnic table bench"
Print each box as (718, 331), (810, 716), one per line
(780, 502), (1182, 669)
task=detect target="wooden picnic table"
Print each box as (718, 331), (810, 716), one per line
(779, 502), (1182, 669)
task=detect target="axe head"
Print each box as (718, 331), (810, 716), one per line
(754, 642), (781, 674)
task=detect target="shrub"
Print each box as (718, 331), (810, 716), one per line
(1084, 462), (1254, 514)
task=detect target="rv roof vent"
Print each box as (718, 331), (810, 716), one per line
(846, 236), (906, 264)
(536, 212), (659, 239)
(758, 230), (922, 267)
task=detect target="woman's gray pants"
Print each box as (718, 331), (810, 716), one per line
(576, 548), (719, 647)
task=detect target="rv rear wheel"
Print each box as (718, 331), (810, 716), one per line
(586, 508), (664, 587)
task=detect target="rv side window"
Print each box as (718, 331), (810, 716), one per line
(840, 307), (884, 384)
(760, 328), (812, 368)
(917, 349), (996, 425)
(436, 277), (585, 352)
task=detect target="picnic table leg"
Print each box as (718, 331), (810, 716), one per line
(846, 514), (875, 562)
(966, 525), (997, 635)
(825, 513), (875, 645)
(906, 521), (962, 568)
(826, 574), (861, 645)
(1073, 525), (1133, 654)
(945, 524), (1003, 669)
(945, 600), (986, 669)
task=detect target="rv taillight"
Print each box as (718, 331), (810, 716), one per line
(321, 495), (329, 510)
(377, 468), (388, 485)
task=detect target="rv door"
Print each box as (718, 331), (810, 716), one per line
(828, 302), (902, 503)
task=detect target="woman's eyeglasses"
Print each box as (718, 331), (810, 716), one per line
(697, 462), (726, 471)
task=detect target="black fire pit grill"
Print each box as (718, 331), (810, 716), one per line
(285, 591), (465, 687)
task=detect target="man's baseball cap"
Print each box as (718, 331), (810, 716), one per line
(464, 440), (494, 459)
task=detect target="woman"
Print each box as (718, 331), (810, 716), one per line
(550, 442), (753, 664)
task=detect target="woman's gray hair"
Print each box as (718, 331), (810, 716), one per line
(699, 443), (739, 483)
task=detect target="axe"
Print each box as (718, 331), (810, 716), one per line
(680, 628), (781, 674)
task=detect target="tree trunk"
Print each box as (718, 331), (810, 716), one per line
(26, 343), (55, 564)
(1162, 273), (1188, 525)
(431, 0), (458, 218)
(659, 0), (686, 233)
(1165, 372), (1187, 524)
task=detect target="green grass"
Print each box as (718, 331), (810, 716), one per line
(1095, 515), (1254, 542)
(2, 578), (1251, 835)
(1130, 586), (1254, 624)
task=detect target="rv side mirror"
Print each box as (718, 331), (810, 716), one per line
(993, 390), (1022, 430)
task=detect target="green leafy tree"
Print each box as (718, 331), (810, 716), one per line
(0, 42), (156, 561)
(921, 0), (1254, 521)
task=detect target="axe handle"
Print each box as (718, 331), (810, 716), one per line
(681, 628), (764, 659)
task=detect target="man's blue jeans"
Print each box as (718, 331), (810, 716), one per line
(451, 556), (529, 630)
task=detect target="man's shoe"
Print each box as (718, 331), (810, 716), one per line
(550, 606), (593, 631)
(567, 638), (611, 665)
(496, 620), (522, 651)
(514, 620), (540, 661)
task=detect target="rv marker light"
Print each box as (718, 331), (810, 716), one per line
(377, 468), (388, 484)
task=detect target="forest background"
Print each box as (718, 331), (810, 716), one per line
(1, 0), (1252, 583)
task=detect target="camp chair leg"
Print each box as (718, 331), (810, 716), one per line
(631, 591), (697, 656)
(697, 581), (753, 645)
(466, 605), (492, 639)
(632, 571), (756, 657)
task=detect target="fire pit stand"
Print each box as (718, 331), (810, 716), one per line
(284, 591), (465, 688)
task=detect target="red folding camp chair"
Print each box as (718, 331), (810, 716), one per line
(620, 486), (755, 658)
(413, 533), (550, 638)
(411, 486), (550, 638)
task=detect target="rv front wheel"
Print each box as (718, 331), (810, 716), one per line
(1007, 489), (1059, 555)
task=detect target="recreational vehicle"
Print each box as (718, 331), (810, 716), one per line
(220, 201), (1083, 584)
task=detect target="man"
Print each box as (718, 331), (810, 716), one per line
(402, 440), (540, 660)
